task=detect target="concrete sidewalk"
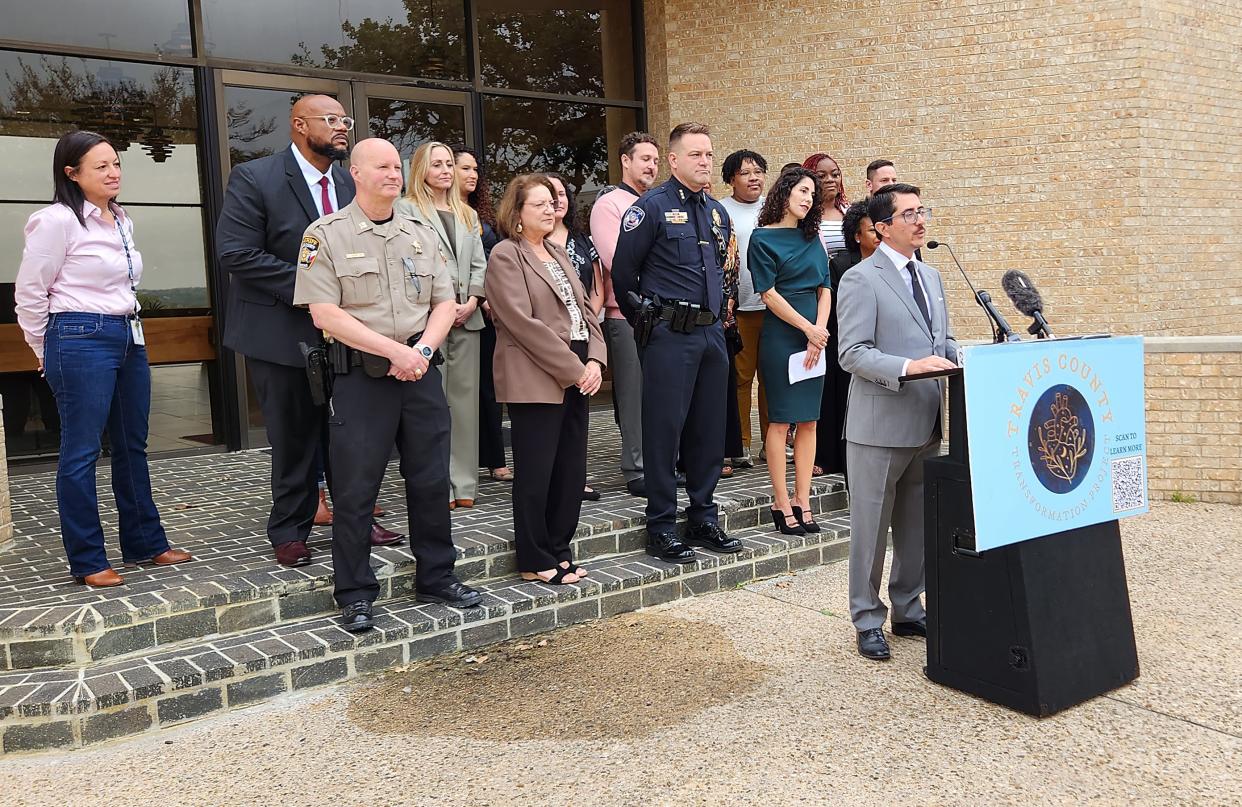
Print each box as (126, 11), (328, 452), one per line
(1, 501), (1237, 806)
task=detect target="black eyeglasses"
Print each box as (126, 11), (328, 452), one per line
(297, 114), (355, 131)
(878, 207), (932, 225)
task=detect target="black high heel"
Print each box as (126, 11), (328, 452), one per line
(791, 506), (821, 533)
(769, 508), (806, 536)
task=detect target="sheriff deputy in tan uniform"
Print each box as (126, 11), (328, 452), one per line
(293, 138), (482, 633)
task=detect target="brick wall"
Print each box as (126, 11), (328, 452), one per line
(1144, 339), (1241, 504)
(643, 0), (1242, 341)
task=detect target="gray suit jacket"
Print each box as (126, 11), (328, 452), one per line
(394, 199), (487, 331)
(836, 249), (959, 448)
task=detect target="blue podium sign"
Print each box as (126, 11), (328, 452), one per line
(960, 336), (1149, 550)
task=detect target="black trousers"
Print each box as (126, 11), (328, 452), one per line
(724, 332), (745, 460)
(640, 321), (728, 532)
(329, 367), (456, 606)
(478, 318), (507, 470)
(248, 357), (329, 548)
(508, 344), (589, 572)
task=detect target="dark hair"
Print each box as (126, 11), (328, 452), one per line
(866, 159), (894, 180)
(867, 182), (922, 231)
(53, 130), (117, 227)
(722, 150), (768, 183)
(756, 167), (822, 241)
(780, 162), (801, 173)
(668, 122), (710, 149)
(840, 201), (871, 254)
(618, 131), (659, 161)
(544, 172), (585, 236)
(496, 173), (557, 240)
(449, 144), (496, 228)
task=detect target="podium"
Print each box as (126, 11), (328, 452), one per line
(914, 338), (1145, 716)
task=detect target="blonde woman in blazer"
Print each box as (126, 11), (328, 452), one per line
(396, 141), (487, 508)
(485, 174), (606, 584)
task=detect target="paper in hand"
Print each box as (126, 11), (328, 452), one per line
(788, 349), (826, 384)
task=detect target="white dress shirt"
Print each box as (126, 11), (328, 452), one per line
(876, 241), (935, 378)
(291, 144), (338, 217)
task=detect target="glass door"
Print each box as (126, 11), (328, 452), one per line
(355, 84), (473, 179)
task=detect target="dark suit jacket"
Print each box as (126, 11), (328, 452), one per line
(484, 238), (606, 404)
(216, 146), (356, 366)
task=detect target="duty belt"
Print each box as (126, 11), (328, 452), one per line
(655, 301), (717, 329)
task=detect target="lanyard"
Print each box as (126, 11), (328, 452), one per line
(114, 215), (140, 316)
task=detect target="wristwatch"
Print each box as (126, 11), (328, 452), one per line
(413, 343), (433, 361)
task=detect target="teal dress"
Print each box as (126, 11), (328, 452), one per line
(748, 227), (831, 424)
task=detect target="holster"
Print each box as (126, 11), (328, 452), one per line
(628, 291), (656, 347)
(299, 341), (331, 406)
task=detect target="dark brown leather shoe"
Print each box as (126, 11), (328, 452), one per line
(314, 489), (333, 526)
(372, 503), (385, 517)
(150, 548), (193, 566)
(74, 568), (124, 587)
(454, 498), (475, 509)
(274, 541), (313, 567)
(369, 522), (405, 547)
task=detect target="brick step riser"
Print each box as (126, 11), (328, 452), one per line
(0, 489), (847, 671)
(0, 532), (851, 755)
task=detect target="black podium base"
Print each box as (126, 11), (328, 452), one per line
(924, 456), (1140, 717)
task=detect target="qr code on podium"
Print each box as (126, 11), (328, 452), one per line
(1111, 455), (1147, 512)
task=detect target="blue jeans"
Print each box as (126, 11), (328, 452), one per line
(44, 313), (169, 576)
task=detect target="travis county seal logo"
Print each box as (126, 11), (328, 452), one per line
(1027, 383), (1094, 494)
(621, 206), (645, 232)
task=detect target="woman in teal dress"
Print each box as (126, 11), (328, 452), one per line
(748, 167), (831, 536)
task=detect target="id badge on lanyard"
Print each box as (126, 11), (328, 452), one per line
(115, 216), (145, 345)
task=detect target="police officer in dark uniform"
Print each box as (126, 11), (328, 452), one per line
(612, 123), (744, 562)
(293, 138), (482, 631)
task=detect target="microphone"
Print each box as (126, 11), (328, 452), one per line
(1001, 270), (1056, 339)
(925, 240), (1020, 343)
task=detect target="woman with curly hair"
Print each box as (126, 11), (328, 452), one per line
(452, 145), (511, 484)
(801, 152), (850, 257)
(748, 167), (832, 536)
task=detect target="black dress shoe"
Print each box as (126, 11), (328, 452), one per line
(369, 521), (405, 547)
(685, 522), (743, 554)
(625, 477), (647, 498)
(857, 627), (891, 660)
(645, 531), (697, 563)
(341, 601), (374, 633)
(892, 618), (927, 638)
(417, 580), (483, 609)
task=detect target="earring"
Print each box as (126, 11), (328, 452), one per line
(516, 222), (523, 233)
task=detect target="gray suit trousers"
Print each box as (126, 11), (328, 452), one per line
(603, 317), (644, 481)
(846, 435), (940, 631)
(441, 326), (480, 501)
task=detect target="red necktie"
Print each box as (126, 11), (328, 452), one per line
(319, 176), (333, 215)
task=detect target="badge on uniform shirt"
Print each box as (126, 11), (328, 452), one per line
(622, 206), (645, 232)
(412, 240), (423, 254)
(297, 235), (320, 270)
(664, 210), (688, 224)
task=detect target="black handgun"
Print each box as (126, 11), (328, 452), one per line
(299, 341), (331, 406)
(628, 291), (656, 347)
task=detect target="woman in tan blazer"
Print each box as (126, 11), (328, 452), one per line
(485, 174), (607, 585)
(396, 141), (487, 509)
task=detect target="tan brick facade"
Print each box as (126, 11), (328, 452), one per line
(643, 0), (1241, 503)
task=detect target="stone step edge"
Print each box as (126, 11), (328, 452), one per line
(0, 526), (852, 753)
(0, 483), (846, 652)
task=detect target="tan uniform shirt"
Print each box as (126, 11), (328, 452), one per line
(293, 200), (454, 342)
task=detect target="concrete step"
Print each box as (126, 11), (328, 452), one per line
(0, 515), (851, 754)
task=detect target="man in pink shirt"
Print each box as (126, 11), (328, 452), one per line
(589, 132), (660, 497)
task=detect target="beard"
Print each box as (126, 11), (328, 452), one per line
(309, 138), (349, 162)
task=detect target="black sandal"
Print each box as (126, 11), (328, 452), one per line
(560, 559), (588, 577)
(521, 567), (579, 585)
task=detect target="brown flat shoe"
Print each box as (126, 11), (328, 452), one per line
(454, 499), (475, 509)
(372, 504), (385, 516)
(150, 548), (193, 565)
(314, 489), (333, 526)
(74, 568), (124, 587)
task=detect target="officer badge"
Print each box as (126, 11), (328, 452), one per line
(622, 206), (645, 231)
(297, 235), (320, 270)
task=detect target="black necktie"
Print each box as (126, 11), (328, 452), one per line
(906, 260), (932, 331)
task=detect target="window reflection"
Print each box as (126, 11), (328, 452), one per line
(0, 1), (193, 57)
(224, 86), (305, 168)
(204, 0), (468, 82)
(367, 96), (466, 177)
(477, 0), (636, 99)
(482, 96), (636, 208)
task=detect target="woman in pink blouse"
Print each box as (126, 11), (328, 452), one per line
(16, 131), (192, 587)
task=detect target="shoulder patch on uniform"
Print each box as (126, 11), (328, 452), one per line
(622, 206), (645, 232)
(297, 235), (320, 270)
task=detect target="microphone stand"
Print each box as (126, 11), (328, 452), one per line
(927, 241), (1021, 344)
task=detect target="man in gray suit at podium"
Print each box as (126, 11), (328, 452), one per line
(836, 183), (959, 661)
